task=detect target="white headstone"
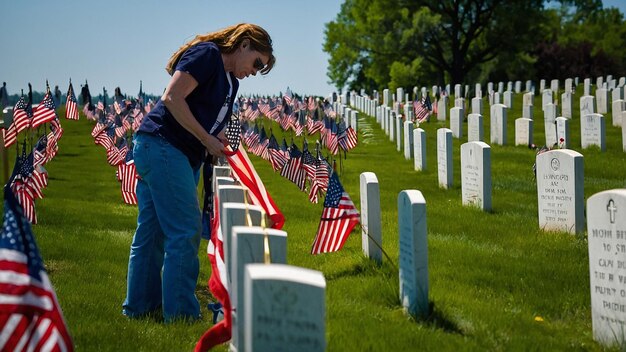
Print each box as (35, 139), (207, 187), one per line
(396, 87), (404, 104)
(461, 141), (492, 211)
(515, 118), (533, 146)
(231, 226), (287, 352)
(398, 190), (429, 318)
(556, 117), (570, 149)
(581, 113), (606, 151)
(515, 81), (522, 93)
(471, 97), (483, 115)
(396, 113), (404, 152)
(503, 91), (513, 109)
(565, 78), (573, 93)
(584, 78), (592, 96)
(540, 79), (546, 92)
(487, 82), (494, 93)
(404, 120), (414, 160)
(413, 128), (426, 171)
(536, 149), (584, 234)
(475, 83), (482, 98)
(586, 189), (626, 347)
(244, 264), (326, 352)
(493, 92), (500, 105)
(437, 96), (448, 122)
(450, 107), (464, 139)
(490, 104), (507, 145)
(223, 203), (264, 282)
(523, 92), (534, 107)
(612, 100), (624, 127)
(437, 128), (453, 189)
(526, 80), (532, 92)
(498, 82), (504, 94)
(550, 79), (559, 93)
(580, 95), (596, 119)
(624, 115), (626, 152)
(360, 172), (382, 264)
(561, 91), (572, 119)
(597, 88), (609, 114)
(544, 103), (558, 147)
(454, 84), (462, 98)
(523, 105), (534, 120)
(611, 87), (624, 102)
(466, 113), (483, 142)
(542, 89), (553, 111)
(389, 111), (396, 142)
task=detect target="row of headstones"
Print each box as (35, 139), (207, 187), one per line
(351, 91), (626, 153)
(362, 171), (626, 348)
(212, 166), (326, 352)
(336, 75), (626, 108)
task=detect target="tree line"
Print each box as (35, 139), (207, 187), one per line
(323, 0), (626, 93)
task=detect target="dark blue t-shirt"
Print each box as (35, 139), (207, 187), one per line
(138, 42), (239, 169)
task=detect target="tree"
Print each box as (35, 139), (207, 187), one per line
(323, 0), (545, 92)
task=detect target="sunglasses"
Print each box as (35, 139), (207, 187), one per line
(254, 57), (266, 71)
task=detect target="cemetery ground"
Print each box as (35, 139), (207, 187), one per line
(7, 87), (625, 351)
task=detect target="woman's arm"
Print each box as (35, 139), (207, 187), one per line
(161, 70), (225, 157)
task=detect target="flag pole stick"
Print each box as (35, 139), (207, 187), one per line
(360, 224), (398, 273)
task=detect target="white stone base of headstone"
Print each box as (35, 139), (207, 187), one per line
(556, 117), (570, 149)
(404, 121), (414, 160)
(515, 118), (533, 146)
(244, 264), (326, 352)
(360, 172), (382, 264)
(437, 128), (453, 189)
(523, 105), (534, 120)
(467, 113), (483, 142)
(398, 190), (429, 319)
(581, 113), (606, 151)
(536, 149), (584, 234)
(587, 189), (626, 347)
(413, 128), (426, 171)
(231, 226), (287, 352)
(461, 141), (492, 211)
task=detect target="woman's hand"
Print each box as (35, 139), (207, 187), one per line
(202, 134), (225, 157)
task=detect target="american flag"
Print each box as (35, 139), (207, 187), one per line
(196, 189), (231, 351)
(0, 187), (74, 352)
(31, 93), (57, 129)
(311, 172), (359, 255)
(413, 95), (432, 123)
(10, 96), (32, 140)
(339, 126), (358, 151)
(117, 150), (138, 205)
(224, 145), (285, 229)
(283, 87), (293, 106)
(65, 83), (79, 120)
(325, 119), (339, 155)
(267, 134), (288, 172)
(308, 158), (330, 204)
(225, 114), (241, 151)
(280, 144), (306, 191)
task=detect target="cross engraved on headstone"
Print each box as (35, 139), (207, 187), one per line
(607, 199), (617, 224)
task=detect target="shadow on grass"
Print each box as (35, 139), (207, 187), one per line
(420, 301), (464, 335)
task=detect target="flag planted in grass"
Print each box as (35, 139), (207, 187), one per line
(0, 186), (74, 351)
(311, 171), (359, 254)
(65, 82), (79, 120)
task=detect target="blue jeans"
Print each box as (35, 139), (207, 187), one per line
(123, 133), (201, 322)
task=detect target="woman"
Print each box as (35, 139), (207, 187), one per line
(123, 23), (275, 322)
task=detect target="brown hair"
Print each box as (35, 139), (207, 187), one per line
(166, 23), (275, 76)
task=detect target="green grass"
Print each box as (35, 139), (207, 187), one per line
(3, 86), (625, 351)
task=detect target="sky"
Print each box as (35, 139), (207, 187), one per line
(0, 0), (342, 98)
(1, 1), (624, 99)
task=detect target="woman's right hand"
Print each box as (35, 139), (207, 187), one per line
(203, 134), (225, 157)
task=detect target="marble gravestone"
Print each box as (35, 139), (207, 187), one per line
(396, 112), (404, 152)
(404, 120), (414, 160)
(536, 149), (584, 234)
(612, 100), (624, 127)
(503, 91), (513, 109)
(544, 103), (558, 147)
(580, 95), (596, 118)
(437, 128), (453, 189)
(450, 107), (464, 138)
(360, 172), (382, 264)
(222, 202), (264, 283)
(467, 113), (484, 142)
(587, 189), (626, 347)
(581, 113), (606, 151)
(490, 104), (507, 145)
(471, 97), (483, 115)
(542, 89), (553, 111)
(556, 117), (570, 149)
(461, 141), (492, 211)
(596, 88), (609, 114)
(398, 190), (429, 319)
(515, 118), (533, 146)
(623, 115), (626, 152)
(437, 96), (448, 122)
(413, 128), (427, 171)
(231, 226), (287, 352)
(561, 91), (572, 119)
(244, 264), (326, 352)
